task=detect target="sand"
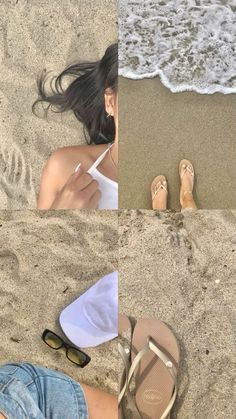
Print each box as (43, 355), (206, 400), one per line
(0, 210), (118, 393)
(0, 0), (117, 209)
(119, 77), (236, 209)
(119, 210), (236, 418)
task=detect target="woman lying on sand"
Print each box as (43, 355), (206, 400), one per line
(33, 44), (118, 210)
(151, 159), (197, 210)
(0, 362), (116, 419)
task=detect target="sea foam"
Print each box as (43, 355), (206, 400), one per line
(119, 0), (236, 94)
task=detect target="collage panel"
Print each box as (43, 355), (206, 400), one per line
(0, 0), (118, 210)
(119, 210), (236, 418)
(119, 0), (236, 209)
(0, 210), (118, 418)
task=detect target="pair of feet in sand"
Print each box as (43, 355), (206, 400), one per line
(151, 159), (197, 210)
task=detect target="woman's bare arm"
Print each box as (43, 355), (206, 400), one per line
(37, 149), (69, 209)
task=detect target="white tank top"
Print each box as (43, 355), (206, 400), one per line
(87, 145), (118, 209)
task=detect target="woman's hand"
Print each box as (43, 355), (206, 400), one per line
(50, 167), (101, 209)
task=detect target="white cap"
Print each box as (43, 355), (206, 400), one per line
(59, 271), (118, 348)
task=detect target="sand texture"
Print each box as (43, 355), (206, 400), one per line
(0, 0), (117, 209)
(119, 77), (236, 209)
(119, 210), (236, 418)
(0, 210), (118, 393)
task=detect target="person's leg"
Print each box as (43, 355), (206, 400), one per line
(179, 160), (197, 209)
(181, 191), (197, 209)
(0, 363), (117, 419)
(0, 364), (46, 418)
(23, 364), (117, 419)
(151, 175), (168, 210)
(0, 413), (6, 419)
(81, 384), (117, 419)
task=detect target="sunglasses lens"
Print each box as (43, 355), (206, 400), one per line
(44, 331), (62, 349)
(67, 348), (88, 366)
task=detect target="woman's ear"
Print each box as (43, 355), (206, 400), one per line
(104, 88), (115, 116)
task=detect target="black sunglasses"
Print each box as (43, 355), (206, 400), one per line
(42, 329), (91, 368)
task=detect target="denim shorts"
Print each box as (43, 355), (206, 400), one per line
(0, 363), (88, 419)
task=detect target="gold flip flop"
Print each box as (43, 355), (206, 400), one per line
(126, 318), (180, 419)
(118, 314), (133, 419)
(179, 159), (195, 207)
(151, 175), (168, 209)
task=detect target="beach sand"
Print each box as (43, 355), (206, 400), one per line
(0, 210), (118, 393)
(119, 210), (236, 418)
(119, 77), (236, 209)
(0, 0), (117, 209)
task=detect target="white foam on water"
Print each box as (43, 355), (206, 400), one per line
(119, 0), (236, 94)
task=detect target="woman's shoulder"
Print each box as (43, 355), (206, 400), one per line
(44, 144), (109, 185)
(49, 144), (107, 170)
(38, 143), (110, 208)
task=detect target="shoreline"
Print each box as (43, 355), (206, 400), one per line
(119, 71), (236, 95)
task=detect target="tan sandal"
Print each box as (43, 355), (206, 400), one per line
(179, 159), (195, 207)
(126, 318), (180, 419)
(118, 314), (133, 419)
(151, 175), (168, 209)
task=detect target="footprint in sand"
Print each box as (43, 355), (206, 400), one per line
(0, 142), (36, 208)
(0, 249), (19, 276)
(1, 290), (19, 316)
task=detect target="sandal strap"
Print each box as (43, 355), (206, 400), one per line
(118, 342), (131, 405)
(118, 343), (142, 418)
(127, 337), (178, 419)
(181, 164), (194, 180)
(160, 386), (177, 419)
(152, 182), (167, 201)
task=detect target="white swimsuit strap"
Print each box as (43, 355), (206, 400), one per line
(89, 144), (112, 171)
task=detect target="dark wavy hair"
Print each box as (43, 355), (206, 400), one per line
(33, 43), (118, 144)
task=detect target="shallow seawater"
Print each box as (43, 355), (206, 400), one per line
(119, 0), (236, 94)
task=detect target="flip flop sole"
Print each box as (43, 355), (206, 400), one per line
(132, 318), (180, 419)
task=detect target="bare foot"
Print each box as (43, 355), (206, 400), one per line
(151, 175), (168, 210)
(179, 159), (197, 209)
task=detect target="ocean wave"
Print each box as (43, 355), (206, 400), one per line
(119, 0), (236, 94)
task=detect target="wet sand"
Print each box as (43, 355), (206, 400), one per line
(119, 209), (236, 418)
(0, 210), (118, 393)
(0, 0), (117, 208)
(119, 77), (236, 209)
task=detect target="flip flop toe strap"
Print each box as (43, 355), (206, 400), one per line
(152, 182), (167, 201)
(181, 164), (194, 178)
(127, 337), (178, 419)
